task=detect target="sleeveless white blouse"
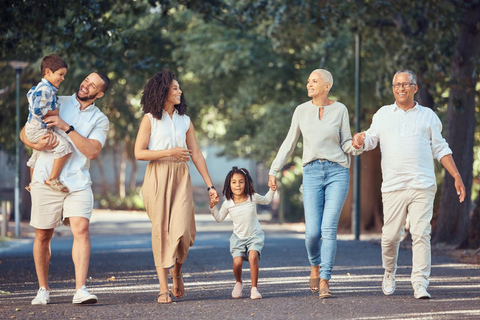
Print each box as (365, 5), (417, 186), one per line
(147, 110), (191, 151)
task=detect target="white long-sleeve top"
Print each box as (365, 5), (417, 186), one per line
(269, 100), (361, 176)
(210, 190), (275, 239)
(363, 102), (452, 193)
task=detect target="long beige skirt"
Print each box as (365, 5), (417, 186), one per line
(142, 158), (195, 268)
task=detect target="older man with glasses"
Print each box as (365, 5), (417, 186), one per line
(352, 69), (465, 299)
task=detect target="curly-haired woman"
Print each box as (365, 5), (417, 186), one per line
(134, 69), (219, 303)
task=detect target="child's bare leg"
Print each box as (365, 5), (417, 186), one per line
(248, 251), (262, 299)
(45, 154), (70, 192)
(233, 256), (243, 283)
(248, 250), (260, 287)
(232, 257), (244, 298)
(25, 167), (34, 192)
(49, 153), (70, 181)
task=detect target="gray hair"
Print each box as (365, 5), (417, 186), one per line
(312, 69), (334, 88)
(392, 69), (417, 85)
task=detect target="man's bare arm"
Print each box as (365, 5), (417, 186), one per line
(20, 126), (58, 151)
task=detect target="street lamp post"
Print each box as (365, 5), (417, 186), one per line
(8, 60), (29, 238)
(353, 33), (361, 240)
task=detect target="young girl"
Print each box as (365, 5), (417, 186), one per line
(210, 167), (276, 300)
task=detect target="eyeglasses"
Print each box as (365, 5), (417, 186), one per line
(392, 82), (416, 89)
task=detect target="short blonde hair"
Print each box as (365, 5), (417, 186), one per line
(312, 69), (334, 88)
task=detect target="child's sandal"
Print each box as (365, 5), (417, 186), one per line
(45, 178), (69, 193)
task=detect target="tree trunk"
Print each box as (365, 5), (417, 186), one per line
(340, 147), (383, 232)
(112, 143), (120, 196)
(433, 4), (480, 246)
(468, 190), (480, 248)
(95, 154), (109, 196)
(129, 156), (137, 191)
(415, 70), (434, 110)
(119, 138), (128, 199)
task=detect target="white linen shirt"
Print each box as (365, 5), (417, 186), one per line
(32, 94), (109, 192)
(146, 111), (190, 151)
(363, 102), (452, 193)
(210, 190), (274, 239)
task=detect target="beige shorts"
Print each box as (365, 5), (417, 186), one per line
(30, 180), (93, 229)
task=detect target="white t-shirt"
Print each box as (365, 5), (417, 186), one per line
(363, 102), (452, 193)
(210, 190), (275, 239)
(32, 94), (109, 192)
(269, 100), (361, 176)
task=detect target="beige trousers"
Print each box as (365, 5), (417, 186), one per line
(381, 186), (436, 288)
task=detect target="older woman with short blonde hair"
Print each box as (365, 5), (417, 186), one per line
(268, 69), (361, 298)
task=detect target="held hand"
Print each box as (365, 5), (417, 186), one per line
(454, 174), (466, 203)
(36, 132), (58, 151)
(352, 132), (365, 149)
(43, 115), (69, 131)
(209, 188), (219, 203)
(268, 175), (277, 191)
(170, 147), (192, 162)
(210, 196), (219, 208)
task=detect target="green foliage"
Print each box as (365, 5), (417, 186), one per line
(1, 0), (479, 224)
(96, 189), (145, 210)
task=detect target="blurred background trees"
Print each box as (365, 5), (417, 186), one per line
(1, 0), (479, 247)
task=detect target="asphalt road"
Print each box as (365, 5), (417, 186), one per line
(1, 210), (479, 320)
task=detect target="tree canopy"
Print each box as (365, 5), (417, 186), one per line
(1, 0), (479, 246)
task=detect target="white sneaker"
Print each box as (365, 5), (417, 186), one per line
(232, 282), (243, 299)
(31, 287), (50, 305)
(72, 285), (98, 304)
(414, 284), (431, 299)
(382, 272), (396, 295)
(250, 287), (262, 300)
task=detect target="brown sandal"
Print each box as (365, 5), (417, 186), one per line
(319, 278), (332, 298)
(157, 292), (172, 304)
(45, 178), (69, 193)
(309, 277), (320, 293)
(169, 269), (185, 298)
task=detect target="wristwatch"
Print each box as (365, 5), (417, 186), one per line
(207, 186), (215, 192)
(65, 125), (75, 134)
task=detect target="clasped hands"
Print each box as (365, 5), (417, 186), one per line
(209, 189), (220, 208)
(170, 147), (192, 162)
(352, 132), (366, 149)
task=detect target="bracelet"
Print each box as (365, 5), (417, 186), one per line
(207, 186), (215, 192)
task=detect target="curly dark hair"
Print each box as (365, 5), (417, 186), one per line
(140, 68), (188, 120)
(223, 166), (256, 201)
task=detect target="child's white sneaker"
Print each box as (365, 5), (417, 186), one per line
(250, 287), (262, 299)
(232, 282), (243, 298)
(31, 287), (50, 305)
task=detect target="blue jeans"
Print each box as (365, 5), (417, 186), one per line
(302, 159), (349, 280)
